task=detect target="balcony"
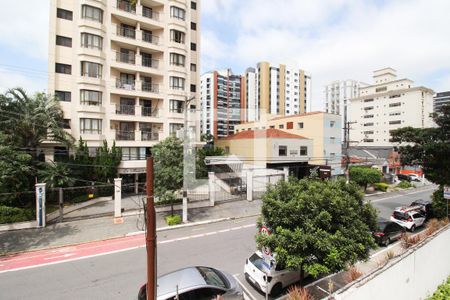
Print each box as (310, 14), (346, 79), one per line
(116, 130), (135, 141)
(115, 51), (136, 64)
(142, 6), (160, 21)
(117, 0), (136, 14)
(142, 82), (159, 93)
(116, 79), (136, 90)
(142, 57), (159, 69)
(141, 131), (159, 141)
(142, 107), (159, 117)
(116, 25), (136, 39)
(142, 31), (159, 45)
(116, 104), (135, 115)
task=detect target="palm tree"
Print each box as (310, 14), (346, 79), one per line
(0, 88), (74, 159)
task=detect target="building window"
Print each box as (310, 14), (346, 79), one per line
(121, 147), (146, 161)
(190, 84), (196, 93)
(190, 64), (197, 72)
(279, 146), (287, 157)
(389, 102), (401, 107)
(55, 90), (71, 102)
(170, 6), (185, 20)
(170, 29), (185, 44)
(297, 122), (304, 129)
(330, 137), (336, 144)
(287, 122), (293, 129)
(191, 22), (197, 30)
(57, 8), (73, 20)
(81, 33), (103, 49)
(81, 61), (102, 78)
(364, 106), (374, 110)
(81, 5), (103, 23)
(169, 53), (185, 66)
(363, 123), (374, 127)
(61, 119), (71, 129)
(270, 125), (275, 129)
(170, 99), (184, 113)
(364, 139), (374, 143)
(191, 1), (197, 9)
(56, 35), (72, 47)
(80, 90), (102, 106)
(279, 124), (284, 129)
(330, 121), (335, 127)
(80, 118), (102, 134)
(55, 63), (71, 74)
(330, 153), (336, 159)
(170, 76), (185, 90)
(389, 94), (401, 98)
(363, 98), (374, 102)
(389, 112), (401, 116)
(363, 115), (374, 119)
(300, 146), (308, 156)
(389, 120), (402, 125)
(375, 86), (387, 93)
(191, 42), (197, 51)
(169, 123), (183, 135)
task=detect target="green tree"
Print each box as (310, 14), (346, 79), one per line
(257, 178), (377, 283)
(152, 136), (183, 198)
(349, 166), (382, 191)
(94, 140), (122, 183)
(69, 137), (95, 183)
(38, 161), (75, 188)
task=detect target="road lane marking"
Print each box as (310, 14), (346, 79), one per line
(233, 274), (257, 300)
(43, 253), (75, 260)
(369, 187), (436, 203)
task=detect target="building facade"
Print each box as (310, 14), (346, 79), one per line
(243, 62), (311, 122)
(233, 112), (342, 176)
(324, 80), (367, 139)
(200, 69), (244, 138)
(434, 91), (450, 112)
(348, 68), (435, 147)
(48, 0), (200, 177)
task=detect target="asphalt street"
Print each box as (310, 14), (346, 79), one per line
(0, 186), (436, 300)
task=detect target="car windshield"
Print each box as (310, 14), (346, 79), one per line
(248, 253), (265, 272)
(393, 211), (409, 221)
(377, 221), (388, 231)
(196, 267), (228, 289)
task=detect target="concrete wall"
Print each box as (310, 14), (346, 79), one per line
(335, 226), (450, 300)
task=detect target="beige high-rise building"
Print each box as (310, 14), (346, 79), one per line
(48, 0), (200, 178)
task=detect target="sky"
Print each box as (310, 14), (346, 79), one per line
(0, 0), (449, 110)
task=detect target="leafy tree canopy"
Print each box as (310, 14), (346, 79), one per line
(257, 178), (377, 279)
(349, 166), (382, 191)
(390, 104), (450, 186)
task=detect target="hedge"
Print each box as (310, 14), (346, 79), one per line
(0, 205), (34, 224)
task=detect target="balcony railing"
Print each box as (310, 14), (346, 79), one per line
(117, 25), (136, 39)
(141, 131), (159, 141)
(116, 104), (135, 115)
(142, 82), (159, 93)
(142, 57), (159, 68)
(116, 130), (135, 141)
(142, 107), (159, 117)
(142, 7), (159, 21)
(142, 31), (159, 45)
(117, 0), (136, 14)
(116, 51), (136, 64)
(116, 79), (136, 90)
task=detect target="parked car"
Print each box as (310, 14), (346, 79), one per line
(138, 266), (244, 300)
(410, 199), (433, 219)
(396, 174), (412, 182)
(372, 221), (406, 246)
(244, 250), (305, 296)
(390, 207), (426, 232)
(408, 174), (421, 182)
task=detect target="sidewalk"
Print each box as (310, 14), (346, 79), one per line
(0, 198), (262, 256)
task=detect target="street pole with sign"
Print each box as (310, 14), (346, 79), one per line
(444, 185), (450, 217)
(260, 225), (272, 300)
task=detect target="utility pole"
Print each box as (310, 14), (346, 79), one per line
(343, 121), (357, 183)
(182, 96), (195, 223)
(146, 157), (156, 300)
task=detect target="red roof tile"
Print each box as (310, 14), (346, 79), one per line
(219, 128), (307, 140)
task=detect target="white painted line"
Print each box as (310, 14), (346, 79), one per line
(369, 187), (436, 203)
(316, 285), (329, 294)
(370, 243), (397, 259)
(233, 274), (258, 300)
(43, 253), (75, 260)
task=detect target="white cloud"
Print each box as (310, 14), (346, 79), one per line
(201, 0), (450, 110)
(0, 0), (49, 60)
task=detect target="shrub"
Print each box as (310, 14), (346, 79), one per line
(374, 182), (388, 192)
(165, 214), (182, 226)
(385, 250), (395, 260)
(397, 180), (412, 189)
(287, 286), (313, 300)
(0, 205), (34, 224)
(427, 276), (450, 300)
(400, 232), (423, 249)
(346, 265), (363, 283)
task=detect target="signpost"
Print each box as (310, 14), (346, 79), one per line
(444, 185), (450, 217)
(260, 225), (272, 300)
(35, 183), (46, 228)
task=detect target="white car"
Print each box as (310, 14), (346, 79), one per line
(390, 207), (426, 232)
(408, 174), (421, 182)
(244, 251), (303, 296)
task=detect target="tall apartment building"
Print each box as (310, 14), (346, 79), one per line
(348, 68), (434, 147)
(200, 69), (243, 138)
(434, 91), (450, 112)
(324, 80), (367, 139)
(243, 62), (311, 122)
(48, 0), (200, 178)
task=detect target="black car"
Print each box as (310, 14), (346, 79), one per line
(396, 174), (411, 182)
(410, 199), (433, 219)
(372, 221), (406, 246)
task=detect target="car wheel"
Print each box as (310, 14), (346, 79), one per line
(384, 238), (390, 247)
(410, 225), (416, 232)
(270, 283), (283, 297)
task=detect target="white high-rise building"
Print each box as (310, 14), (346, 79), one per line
(243, 62), (311, 122)
(48, 0), (200, 179)
(348, 68), (435, 147)
(324, 80), (367, 137)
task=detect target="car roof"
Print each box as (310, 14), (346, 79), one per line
(157, 267), (207, 298)
(411, 199), (431, 205)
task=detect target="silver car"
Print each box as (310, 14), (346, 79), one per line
(138, 266), (244, 300)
